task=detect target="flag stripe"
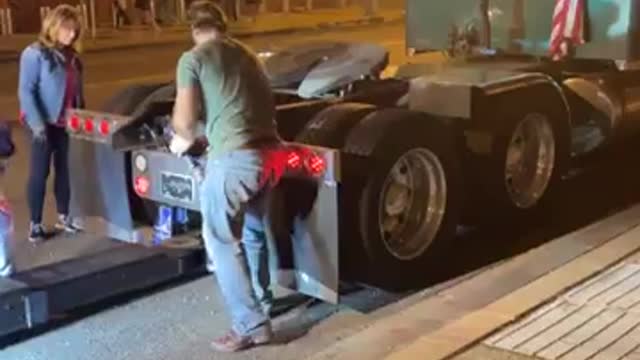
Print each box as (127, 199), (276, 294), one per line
(549, 0), (585, 59)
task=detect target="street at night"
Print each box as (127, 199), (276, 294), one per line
(3, 1), (640, 360)
(0, 20), (408, 121)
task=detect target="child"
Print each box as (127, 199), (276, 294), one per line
(0, 121), (15, 277)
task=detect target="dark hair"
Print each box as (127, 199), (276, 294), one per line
(188, 0), (228, 33)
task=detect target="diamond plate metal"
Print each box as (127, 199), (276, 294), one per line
(486, 261), (640, 360)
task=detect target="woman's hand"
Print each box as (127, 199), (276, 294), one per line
(32, 127), (47, 142)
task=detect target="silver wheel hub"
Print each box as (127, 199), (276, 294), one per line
(378, 148), (447, 261)
(505, 114), (556, 209)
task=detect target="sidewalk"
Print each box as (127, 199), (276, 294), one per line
(308, 204), (640, 360)
(0, 7), (403, 63)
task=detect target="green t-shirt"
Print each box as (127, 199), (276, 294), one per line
(176, 36), (278, 158)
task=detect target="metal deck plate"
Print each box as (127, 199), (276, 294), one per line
(486, 260), (640, 360)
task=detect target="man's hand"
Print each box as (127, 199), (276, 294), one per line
(169, 133), (194, 156)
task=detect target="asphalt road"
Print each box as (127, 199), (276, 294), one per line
(4, 21), (640, 360)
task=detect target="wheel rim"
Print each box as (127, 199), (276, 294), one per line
(378, 148), (447, 261)
(504, 113), (555, 209)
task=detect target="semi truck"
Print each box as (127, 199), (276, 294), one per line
(4, 0), (640, 337)
(65, 0), (640, 303)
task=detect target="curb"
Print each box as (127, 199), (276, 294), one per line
(388, 226), (640, 360)
(308, 203), (640, 360)
(0, 15), (402, 64)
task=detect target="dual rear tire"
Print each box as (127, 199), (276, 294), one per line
(467, 85), (570, 224)
(296, 106), (462, 290)
(295, 85), (569, 290)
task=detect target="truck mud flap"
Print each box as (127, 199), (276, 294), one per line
(267, 177), (340, 304)
(68, 139), (138, 241)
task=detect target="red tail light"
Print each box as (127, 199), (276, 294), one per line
(287, 151), (301, 169)
(284, 147), (327, 177)
(306, 154), (326, 176)
(69, 115), (81, 132)
(134, 176), (150, 196)
(83, 117), (94, 133)
(99, 119), (110, 136)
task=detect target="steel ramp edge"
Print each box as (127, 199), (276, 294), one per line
(0, 244), (205, 338)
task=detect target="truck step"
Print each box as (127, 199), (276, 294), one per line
(0, 244), (205, 340)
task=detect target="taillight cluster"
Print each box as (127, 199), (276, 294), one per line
(286, 149), (326, 177)
(68, 114), (111, 136)
(133, 175), (150, 196)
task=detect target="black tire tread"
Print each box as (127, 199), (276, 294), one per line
(344, 108), (462, 290)
(295, 102), (375, 148)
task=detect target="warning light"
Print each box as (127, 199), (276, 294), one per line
(84, 117), (94, 133)
(99, 119), (110, 136)
(287, 151), (301, 169)
(134, 176), (150, 196)
(306, 154), (326, 176)
(69, 115), (81, 132)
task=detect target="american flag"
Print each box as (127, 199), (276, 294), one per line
(549, 0), (585, 59)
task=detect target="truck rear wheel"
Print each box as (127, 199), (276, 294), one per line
(344, 109), (462, 290)
(480, 86), (570, 221)
(295, 102), (376, 147)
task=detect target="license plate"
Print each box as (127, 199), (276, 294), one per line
(161, 172), (194, 203)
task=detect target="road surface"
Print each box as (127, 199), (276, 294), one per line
(3, 21), (640, 360)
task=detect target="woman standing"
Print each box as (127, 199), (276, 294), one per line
(18, 5), (84, 242)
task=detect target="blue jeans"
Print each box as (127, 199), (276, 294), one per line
(200, 148), (282, 336)
(27, 125), (70, 224)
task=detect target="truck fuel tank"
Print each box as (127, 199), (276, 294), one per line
(406, 0), (640, 61)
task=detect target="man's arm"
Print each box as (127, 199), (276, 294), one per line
(171, 52), (202, 152)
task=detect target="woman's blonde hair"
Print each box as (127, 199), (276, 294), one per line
(38, 4), (83, 52)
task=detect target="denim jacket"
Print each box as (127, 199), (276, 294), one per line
(18, 42), (85, 132)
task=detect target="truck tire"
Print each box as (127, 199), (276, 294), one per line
(343, 109), (462, 290)
(295, 102), (376, 147)
(478, 85), (570, 222)
(101, 83), (170, 225)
